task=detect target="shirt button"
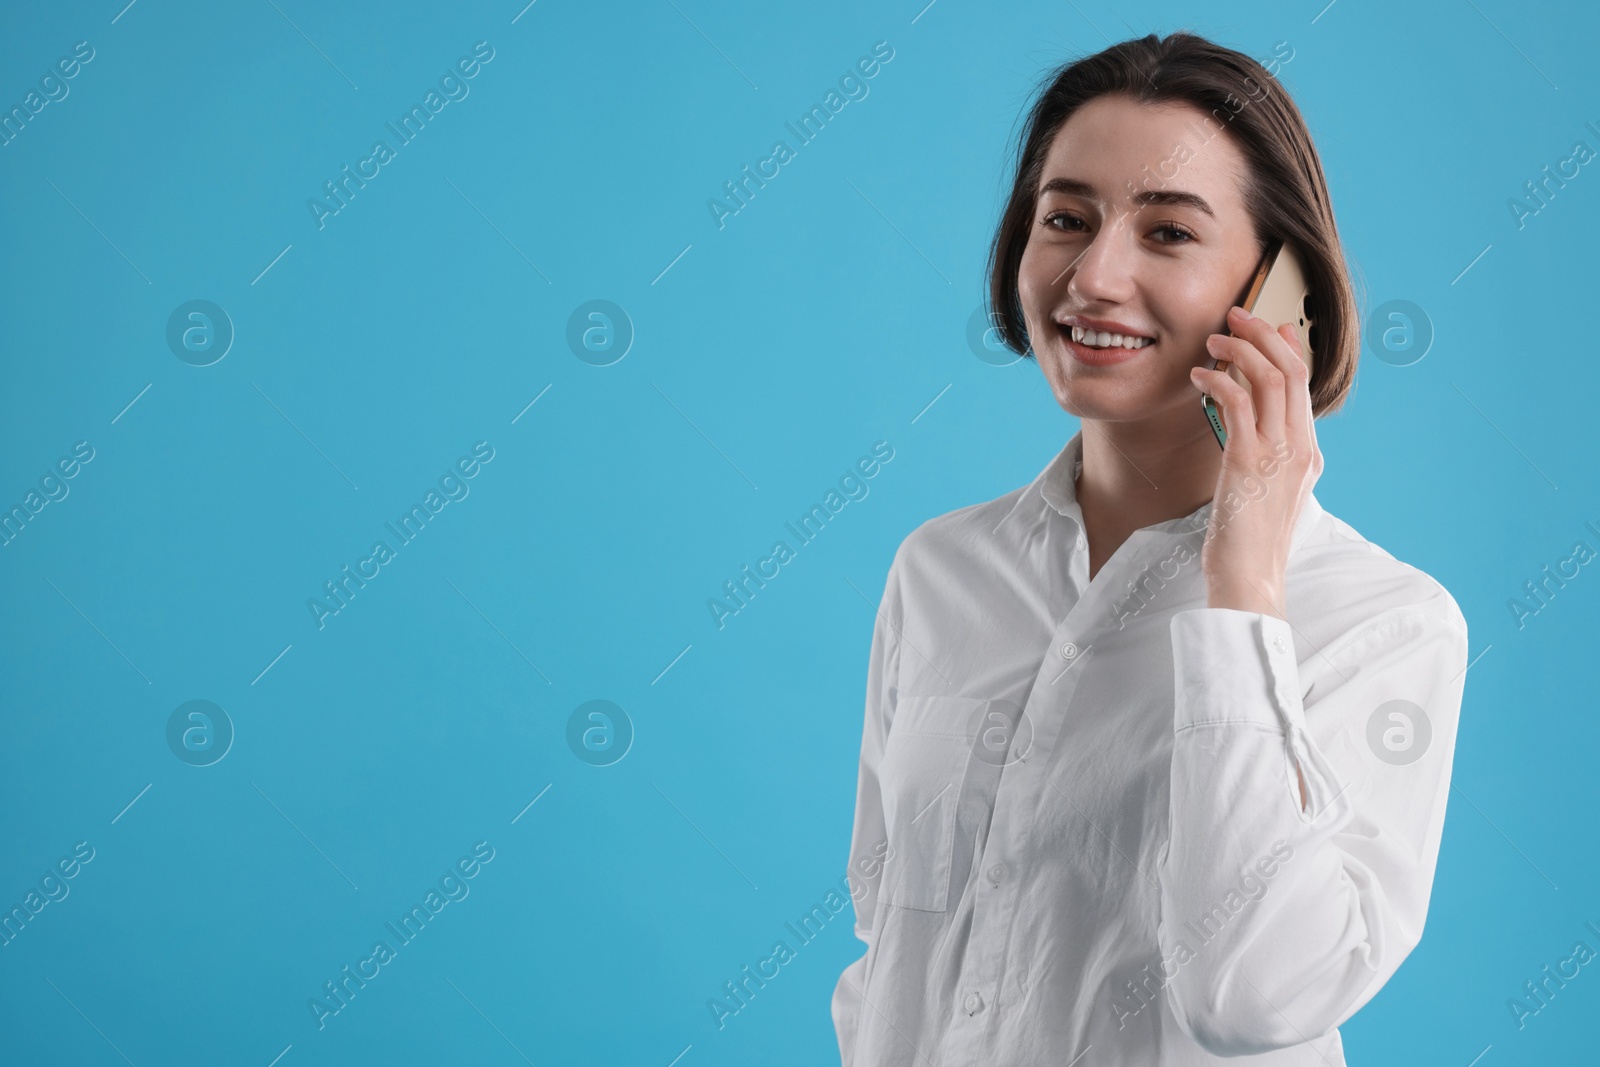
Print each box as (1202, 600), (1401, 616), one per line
(964, 991), (985, 1015)
(1076, 534), (1086, 551)
(1273, 635), (1288, 653)
(1060, 641), (1078, 660)
(988, 863), (1007, 884)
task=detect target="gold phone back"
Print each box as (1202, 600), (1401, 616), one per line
(1229, 243), (1315, 393)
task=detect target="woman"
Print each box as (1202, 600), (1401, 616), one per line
(832, 32), (1468, 1066)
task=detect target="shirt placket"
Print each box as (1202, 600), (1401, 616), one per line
(938, 526), (1169, 1063)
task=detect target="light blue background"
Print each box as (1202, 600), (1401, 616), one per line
(2, 0), (1596, 1064)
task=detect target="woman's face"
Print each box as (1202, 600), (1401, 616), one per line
(1018, 93), (1265, 425)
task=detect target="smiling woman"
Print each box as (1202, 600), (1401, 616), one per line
(832, 31), (1469, 1067)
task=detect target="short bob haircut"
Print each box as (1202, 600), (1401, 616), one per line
(987, 32), (1359, 418)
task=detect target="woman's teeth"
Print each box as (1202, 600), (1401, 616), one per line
(1069, 325), (1152, 350)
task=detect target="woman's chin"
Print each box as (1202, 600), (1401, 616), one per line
(1049, 374), (1195, 424)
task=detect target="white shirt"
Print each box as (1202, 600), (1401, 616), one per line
(831, 429), (1469, 1066)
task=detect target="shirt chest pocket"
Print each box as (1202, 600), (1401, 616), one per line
(877, 695), (984, 913)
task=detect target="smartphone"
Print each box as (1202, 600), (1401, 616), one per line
(1200, 240), (1316, 449)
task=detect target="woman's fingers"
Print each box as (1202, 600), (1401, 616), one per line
(1262, 319), (1313, 442)
(1190, 361), (1252, 442)
(1260, 320), (1323, 475)
(1217, 306), (1291, 440)
(1203, 333), (1276, 443)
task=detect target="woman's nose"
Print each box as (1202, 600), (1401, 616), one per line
(1066, 228), (1137, 305)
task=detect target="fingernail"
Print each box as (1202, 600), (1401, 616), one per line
(1204, 335), (1221, 353)
(1228, 305), (1251, 320)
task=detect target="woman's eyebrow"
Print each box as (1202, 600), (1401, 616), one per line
(1038, 176), (1100, 200)
(1135, 189), (1216, 218)
(1038, 176), (1216, 218)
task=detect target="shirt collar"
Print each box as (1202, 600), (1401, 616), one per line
(1027, 428), (1323, 553)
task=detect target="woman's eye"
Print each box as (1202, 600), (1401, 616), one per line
(1044, 211), (1086, 232)
(1152, 224), (1194, 243)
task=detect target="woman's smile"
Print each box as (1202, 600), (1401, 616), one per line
(1056, 314), (1159, 365)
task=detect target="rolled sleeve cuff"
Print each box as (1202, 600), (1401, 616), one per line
(1170, 607), (1306, 735)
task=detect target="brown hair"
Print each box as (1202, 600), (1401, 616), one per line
(986, 32), (1359, 417)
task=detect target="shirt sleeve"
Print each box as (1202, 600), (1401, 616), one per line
(1157, 593), (1469, 1056)
(831, 548), (904, 1067)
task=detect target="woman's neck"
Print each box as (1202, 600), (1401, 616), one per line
(1074, 418), (1220, 579)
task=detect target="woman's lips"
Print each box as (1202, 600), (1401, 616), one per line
(1059, 322), (1151, 365)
